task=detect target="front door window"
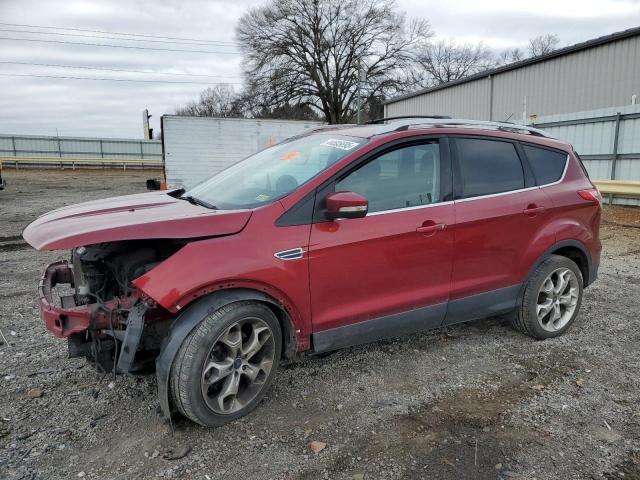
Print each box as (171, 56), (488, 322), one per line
(336, 142), (442, 213)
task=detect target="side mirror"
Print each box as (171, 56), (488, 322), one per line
(325, 191), (368, 220)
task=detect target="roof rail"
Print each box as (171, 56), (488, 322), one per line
(375, 118), (555, 138)
(366, 115), (451, 124)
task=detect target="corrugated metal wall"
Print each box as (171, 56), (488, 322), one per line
(0, 134), (162, 160)
(531, 104), (640, 205)
(386, 34), (640, 122)
(386, 78), (491, 119)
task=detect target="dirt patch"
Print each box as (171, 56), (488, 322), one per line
(602, 204), (640, 228)
(605, 451), (640, 480)
(0, 241), (29, 253)
(0, 235), (25, 243)
(296, 350), (583, 480)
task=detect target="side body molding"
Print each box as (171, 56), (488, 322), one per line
(313, 302), (446, 353)
(443, 284), (522, 326)
(156, 288), (290, 421)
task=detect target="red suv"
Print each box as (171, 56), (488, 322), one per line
(23, 118), (601, 427)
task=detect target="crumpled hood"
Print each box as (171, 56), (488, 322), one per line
(23, 190), (252, 250)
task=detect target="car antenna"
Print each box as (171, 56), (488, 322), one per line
(503, 113), (514, 123)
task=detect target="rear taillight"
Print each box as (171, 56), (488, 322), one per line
(578, 188), (603, 205)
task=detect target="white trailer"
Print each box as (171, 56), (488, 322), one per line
(159, 116), (323, 190)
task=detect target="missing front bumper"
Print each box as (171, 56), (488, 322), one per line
(39, 261), (93, 338)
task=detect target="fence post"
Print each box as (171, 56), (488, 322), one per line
(11, 136), (18, 169)
(57, 137), (62, 158)
(609, 112), (622, 204)
(99, 140), (104, 158)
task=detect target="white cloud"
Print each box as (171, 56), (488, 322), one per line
(399, 0), (640, 47)
(0, 0), (638, 137)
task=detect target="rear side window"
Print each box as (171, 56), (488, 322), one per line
(455, 138), (524, 198)
(522, 145), (567, 185)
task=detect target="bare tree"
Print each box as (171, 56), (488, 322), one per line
(496, 47), (524, 65)
(250, 102), (322, 120)
(235, 0), (432, 124)
(413, 39), (494, 87)
(528, 34), (559, 57)
(495, 34), (559, 66)
(175, 84), (244, 117)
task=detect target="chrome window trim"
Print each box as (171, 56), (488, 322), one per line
(366, 200), (454, 216)
(454, 186), (539, 203)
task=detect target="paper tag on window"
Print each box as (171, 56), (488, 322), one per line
(321, 139), (359, 151)
(280, 151), (300, 161)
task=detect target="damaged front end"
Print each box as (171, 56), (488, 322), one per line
(39, 241), (182, 374)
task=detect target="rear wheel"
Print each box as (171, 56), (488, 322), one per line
(170, 301), (281, 426)
(513, 255), (583, 339)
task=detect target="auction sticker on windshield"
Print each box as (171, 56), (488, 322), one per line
(321, 139), (360, 151)
(280, 151), (300, 161)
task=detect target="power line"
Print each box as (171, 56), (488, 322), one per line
(0, 61), (243, 79)
(0, 72), (242, 85)
(0, 36), (239, 54)
(0, 22), (238, 45)
(0, 28), (238, 48)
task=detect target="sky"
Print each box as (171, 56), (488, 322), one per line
(0, 0), (639, 139)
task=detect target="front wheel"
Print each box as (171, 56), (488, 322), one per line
(170, 301), (281, 426)
(513, 255), (583, 340)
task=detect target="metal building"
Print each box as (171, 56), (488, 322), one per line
(384, 27), (640, 123)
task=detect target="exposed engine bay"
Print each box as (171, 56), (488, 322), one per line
(64, 240), (185, 374)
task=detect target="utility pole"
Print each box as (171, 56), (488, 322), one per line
(142, 109), (153, 139)
(356, 65), (365, 124)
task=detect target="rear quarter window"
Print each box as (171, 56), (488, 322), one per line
(522, 145), (568, 185)
(573, 150), (591, 179)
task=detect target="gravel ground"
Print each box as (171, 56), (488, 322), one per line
(1, 169), (640, 480)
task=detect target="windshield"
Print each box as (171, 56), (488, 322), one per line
(183, 134), (367, 209)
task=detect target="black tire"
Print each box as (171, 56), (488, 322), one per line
(513, 255), (584, 340)
(170, 301), (282, 427)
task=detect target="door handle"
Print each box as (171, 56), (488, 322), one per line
(523, 205), (546, 216)
(416, 222), (446, 236)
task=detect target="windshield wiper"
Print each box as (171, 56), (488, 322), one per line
(182, 195), (217, 210)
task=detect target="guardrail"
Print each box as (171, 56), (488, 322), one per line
(0, 134), (161, 162)
(1, 156), (162, 170)
(593, 180), (640, 198)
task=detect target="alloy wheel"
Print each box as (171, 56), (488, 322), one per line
(200, 317), (275, 415)
(536, 267), (579, 332)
